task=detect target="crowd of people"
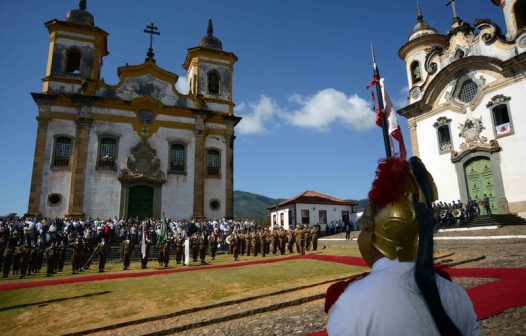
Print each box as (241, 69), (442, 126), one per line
(0, 215), (320, 279)
(432, 198), (483, 227)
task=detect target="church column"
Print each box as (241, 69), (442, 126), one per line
(67, 117), (93, 217)
(192, 116), (206, 219)
(224, 125), (235, 219)
(408, 119), (419, 157)
(27, 116), (50, 216)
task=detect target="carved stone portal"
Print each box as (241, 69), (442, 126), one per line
(451, 117), (501, 162)
(119, 140), (166, 184)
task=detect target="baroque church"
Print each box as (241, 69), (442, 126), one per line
(398, 0), (526, 217)
(27, 1), (240, 219)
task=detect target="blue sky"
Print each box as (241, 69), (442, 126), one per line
(0, 0), (504, 215)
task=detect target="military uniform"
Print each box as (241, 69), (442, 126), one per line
(252, 232), (258, 257)
(140, 236), (151, 269)
(191, 234), (199, 262)
(304, 227), (311, 251)
(121, 238), (132, 270)
(231, 233), (240, 261)
(96, 239), (108, 272)
(246, 232), (252, 256)
(288, 229), (295, 254)
(175, 235), (184, 264)
(45, 242), (55, 277)
(57, 239), (66, 272)
(208, 234), (217, 260)
(259, 231), (266, 257)
(71, 238), (82, 274)
(19, 243), (31, 279)
(311, 227), (319, 251)
(198, 234), (207, 265)
(278, 229), (286, 255)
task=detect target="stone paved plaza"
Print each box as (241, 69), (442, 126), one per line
(93, 225), (526, 335)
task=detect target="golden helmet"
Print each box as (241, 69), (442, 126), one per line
(358, 157), (437, 262)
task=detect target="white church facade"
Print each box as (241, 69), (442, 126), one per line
(398, 0), (526, 217)
(27, 2), (240, 219)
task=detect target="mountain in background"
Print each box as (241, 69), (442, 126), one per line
(233, 190), (367, 223)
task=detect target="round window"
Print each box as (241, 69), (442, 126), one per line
(210, 199), (221, 210)
(48, 194), (62, 205)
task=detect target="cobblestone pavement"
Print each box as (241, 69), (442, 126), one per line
(86, 225), (526, 336)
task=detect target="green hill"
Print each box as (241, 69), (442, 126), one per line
(233, 190), (285, 224)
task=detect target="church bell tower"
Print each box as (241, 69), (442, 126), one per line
(42, 0), (108, 95)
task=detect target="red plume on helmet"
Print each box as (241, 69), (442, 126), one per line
(368, 157), (410, 209)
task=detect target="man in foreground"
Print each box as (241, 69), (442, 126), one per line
(326, 157), (480, 336)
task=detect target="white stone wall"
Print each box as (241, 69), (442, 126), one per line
(41, 119), (76, 217)
(269, 206), (294, 230)
(203, 135), (227, 219)
(154, 127), (196, 219)
(293, 203), (354, 228)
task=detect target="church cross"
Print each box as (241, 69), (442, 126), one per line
(446, 0), (459, 19)
(144, 22), (160, 61)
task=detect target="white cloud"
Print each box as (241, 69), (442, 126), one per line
(283, 88), (375, 132)
(235, 95), (280, 135)
(175, 76), (190, 94)
(235, 88), (376, 135)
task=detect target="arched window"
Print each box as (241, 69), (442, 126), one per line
(207, 71), (220, 95)
(53, 136), (72, 167)
(206, 149), (220, 176)
(98, 137), (117, 169)
(169, 143), (186, 174)
(515, 0), (526, 31)
(65, 47), (81, 74)
(410, 61), (422, 84)
(138, 110), (154, 124)
(458, 79), (478, 103)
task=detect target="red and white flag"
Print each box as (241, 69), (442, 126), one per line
(379, 78), (407, 160)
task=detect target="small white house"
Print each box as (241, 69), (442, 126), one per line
(267, 191), (358, 231)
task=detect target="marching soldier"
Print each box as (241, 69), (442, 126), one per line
(288, 228), (295, 254)
(311, 226), (319, 251)
(198, 232), (207, 265)
(191, 233), (199, 263)
(231, 232), (240, 261)
(157, 238), (165, 267)
(57, 238), (66, 272)
(45, 241), (55, 277)
(121, 236), (132, 270)
(239, 232), (246, 256)
(252, 231), (258, 257)
(304, 226), (311, 251)
(175, 234), (184, 264)
(0, 222), (8, 273)
(71, 237), (82, 274)
(259, 230), (267, 257)
(208, 233), (217, 261)
(279, 229), (287, 255)
(96, 237), (109, 272)
(19, 242), (31, 279)
(12, 241), (23, 276)
(294, 226), (302, 254)
(270, 230), (277, 254)
(246, 230), (252, 256)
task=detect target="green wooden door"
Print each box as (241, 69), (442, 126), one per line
(128, 185), (154, 219)
(465, 157), (498, 214)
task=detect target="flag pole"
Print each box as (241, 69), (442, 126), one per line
(371, 44), (392, 158)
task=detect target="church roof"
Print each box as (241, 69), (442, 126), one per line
(408, 5), (438, 41)
(200, 19), (223, 50)
(66, 0), (94, 27)
(268, 191), (358, 210)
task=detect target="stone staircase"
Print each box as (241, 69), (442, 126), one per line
(468, 214), (526, 226)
